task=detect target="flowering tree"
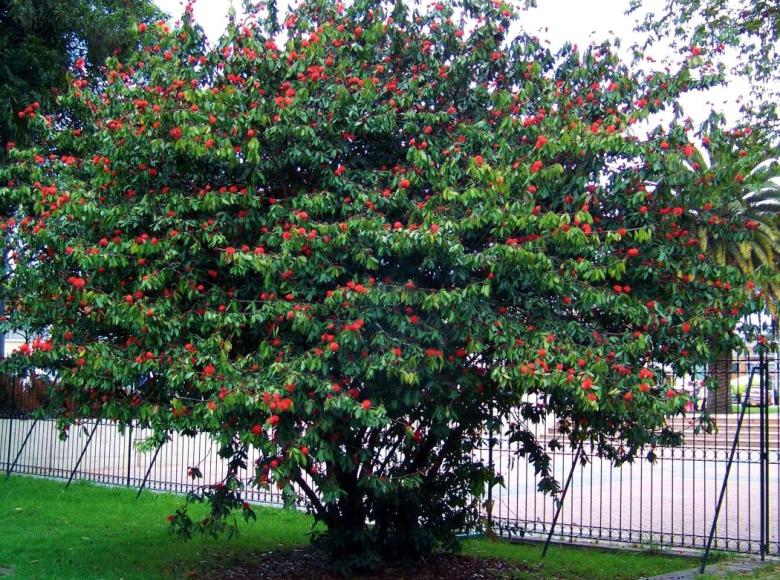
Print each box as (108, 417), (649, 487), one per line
(0, 0), (770, 571)
(628, 0), (779, 133)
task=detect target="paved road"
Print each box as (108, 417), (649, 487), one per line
(481, 443), (779, 553)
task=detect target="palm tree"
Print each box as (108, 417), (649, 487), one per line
(698, 160), (780, 413)
(700, 167), (780, 299)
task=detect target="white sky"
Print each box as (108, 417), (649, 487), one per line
(154, 0), (751, 129)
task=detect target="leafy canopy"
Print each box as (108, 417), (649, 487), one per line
(0, 0), (162, 150)
(628, 0), (780, 134)
(0, 0), (772, 570)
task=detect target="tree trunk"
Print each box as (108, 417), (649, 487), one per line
(706, 353), (733, 414)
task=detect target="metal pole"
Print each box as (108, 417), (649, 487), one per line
(542, 443), (583, 557)
(700, 367), (759, 573)
(759, 349), (766, 560)
(762, 349), (770, 557)
(136, 442), (163, 498)
(5, 418), (39, 478)
(487, 414), (494, 533)
(4, 414), (13, 471)
(0, 236), (7, 359)
(65, 420), (100, 488)
(126, 423), (133, 487)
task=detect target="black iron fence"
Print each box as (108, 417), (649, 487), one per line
(2, 350), (780, 558)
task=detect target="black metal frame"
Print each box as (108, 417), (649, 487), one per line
(5, 418), (38, 478)
(66, 420), (100, 488)
(1, 348), (778, 558)
(542, 443), (583, 557)
(700, 367), (760, 572)
(478, 347), (780, 556)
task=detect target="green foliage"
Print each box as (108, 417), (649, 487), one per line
(628, 0), (779, 133)
(0, 0), (163, 150)
(690, 132), (780, 308)
(0, 0), (772, 572)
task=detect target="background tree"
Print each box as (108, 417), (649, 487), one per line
(0, 0), (162, 151)
(0, 0), (163, 358)
(691, 137), (780, 412)
(0, 0), (771, 572)
(628, 0), (780, 134)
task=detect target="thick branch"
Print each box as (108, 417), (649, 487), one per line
(293, 473), (327, 521)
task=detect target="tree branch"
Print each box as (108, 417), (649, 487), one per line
(292, 473), (327, 521)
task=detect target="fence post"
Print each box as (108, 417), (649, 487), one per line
(542, 443), (583, 557)
(5, 418), (39, 478)
(486, 411), (494, 533)
(136, 442), (164, 498)
(4, 414), (12, 471)
(700, 367), (759, 573)
(126, 423), (133, 487)
(761, 348), (770, 557)
(762, 349), (766, 559)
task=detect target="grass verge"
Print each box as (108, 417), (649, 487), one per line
(0, 476), (698, 579)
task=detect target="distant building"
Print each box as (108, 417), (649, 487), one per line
(1, 332), (26, 357)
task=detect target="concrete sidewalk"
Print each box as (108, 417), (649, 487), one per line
(648, 557), (779, 579)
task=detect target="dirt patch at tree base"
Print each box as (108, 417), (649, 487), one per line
(196, 547), (537, 579)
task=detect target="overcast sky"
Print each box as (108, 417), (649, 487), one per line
(153, 0), (750, 129)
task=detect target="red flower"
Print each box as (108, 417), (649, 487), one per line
(170, 127), (182, 139)
(203, 364), (216, 377)
(530, 160), (544, 173)
(68, 276), (86, 289)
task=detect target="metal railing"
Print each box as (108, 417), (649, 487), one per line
(2, 351), (779, 557)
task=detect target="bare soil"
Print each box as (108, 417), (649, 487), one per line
(196, 547), (535, 579)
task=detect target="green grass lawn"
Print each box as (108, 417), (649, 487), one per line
(730, 405), (780, 414)
(0, 476), (698, 579)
